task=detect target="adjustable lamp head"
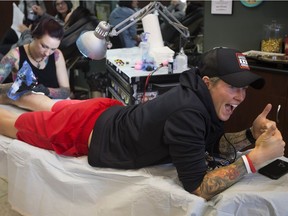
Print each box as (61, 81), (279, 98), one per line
(76, 21), (111, 60)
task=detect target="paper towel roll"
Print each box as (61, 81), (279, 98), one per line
(142, 14), (164, 48)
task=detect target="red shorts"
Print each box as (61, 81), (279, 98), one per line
(15, 98), (123, 156)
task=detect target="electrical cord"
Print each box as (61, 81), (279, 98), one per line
(141, 64), (164, 103)
(206, 134), (238, 170)
(223, 133), (237, 164)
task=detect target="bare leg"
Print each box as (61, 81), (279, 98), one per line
(0, 83), (12, 104)
(0, 83), (56, 111)
(0, 107), (19, 138)
(9, 94), (56, 111)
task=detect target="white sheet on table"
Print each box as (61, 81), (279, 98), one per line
(0, 105), (26, 179)
(0, 135), (14, 179)
(7, 139), (207, 216)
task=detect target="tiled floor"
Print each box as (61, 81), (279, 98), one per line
(0, 178), (23, 216)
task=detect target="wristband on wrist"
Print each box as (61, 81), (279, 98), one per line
(245, 154), (256, 173)
(242, 155), (252, 174)
(246, 128), (256, 144)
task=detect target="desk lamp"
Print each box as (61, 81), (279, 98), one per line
(76, 1), (190, 60)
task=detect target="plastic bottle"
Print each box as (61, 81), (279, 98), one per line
(174, 48), (188, 72)
(139, 32), (150, 63)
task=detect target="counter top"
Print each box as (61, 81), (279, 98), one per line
(248, 58), (288, 74)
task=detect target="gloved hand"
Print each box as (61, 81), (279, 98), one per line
(31, 84), (50, 96)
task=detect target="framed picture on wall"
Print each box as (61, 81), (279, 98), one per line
(211, 0), (233, 15)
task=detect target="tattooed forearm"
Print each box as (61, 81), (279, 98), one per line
(194, 158), (247, 200)
(48, 87), (70, 99)
(0, 54), (17, 83)
(219, 130), (252, 157)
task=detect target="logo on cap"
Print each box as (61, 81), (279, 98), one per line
(236, 53), (250, 70)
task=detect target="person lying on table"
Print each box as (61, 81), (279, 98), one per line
(0, 47), (285, 200)
(0, 16), (70, 111)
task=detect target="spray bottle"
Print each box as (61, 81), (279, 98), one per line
(174, 47), (188, 72)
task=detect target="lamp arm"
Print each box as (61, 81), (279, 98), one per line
(109, 2), (157, 37)
(156, 4), (190, 39)
(108, 1), (190, 40)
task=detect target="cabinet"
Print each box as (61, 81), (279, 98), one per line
(224, 64), (288, 156)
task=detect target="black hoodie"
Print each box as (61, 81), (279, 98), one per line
(88, 68), (224, 193)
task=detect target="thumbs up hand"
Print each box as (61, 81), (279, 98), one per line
(249, 124), (285, 170)
(251, 104), (276, 139)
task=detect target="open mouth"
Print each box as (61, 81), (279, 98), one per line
(225, 104), (238, 114)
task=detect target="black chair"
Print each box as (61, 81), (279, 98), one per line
(109, 35), (125, 49)
(59, 16), (99, 61)
(161, 7), (204, 52)
(58, 16), (99, 98)
(0, 28), (19, 56)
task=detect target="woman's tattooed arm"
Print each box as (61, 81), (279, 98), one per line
(0, 52), (17, 83)
(48, 87), (70, 99)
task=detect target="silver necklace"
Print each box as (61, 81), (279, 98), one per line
(28, 43), (44, 69)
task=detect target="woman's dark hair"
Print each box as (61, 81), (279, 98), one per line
(118, 1), (134, 9)
(32, 17), (64, 40)
(53, 0), (73, 21)
(64, 6), (92, 28)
